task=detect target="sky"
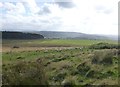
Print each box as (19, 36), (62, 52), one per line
(0, 0), (119, 35)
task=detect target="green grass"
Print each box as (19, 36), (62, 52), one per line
(2, 39), (118, 86)
(2, 39), (117, 47)
(2, 48), (118, 85)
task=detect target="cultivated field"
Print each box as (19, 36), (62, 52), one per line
(2, 39), (119, 86)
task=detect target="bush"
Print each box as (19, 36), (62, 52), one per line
(118, 49), (120, 55)
(51, 72), (67, 82)
(61, 78), (75, 86)
(12, 46), (20, 48)
(76, 62), (91, 76)
(2, 60), (48, 85)
(89, 42), (117, 49)
(85, 70), (96, 78)
(92, 50), (113, 65)
(51, 57), (67, 62)
(98, 70), (115, 79)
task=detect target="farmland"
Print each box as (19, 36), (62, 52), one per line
(2, 39), (119, 86)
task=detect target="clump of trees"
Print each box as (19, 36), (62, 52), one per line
(2, 31), (44, 39)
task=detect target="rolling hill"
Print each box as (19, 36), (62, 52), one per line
(2, 31), (117, 40)
(32, 31), (117, 40)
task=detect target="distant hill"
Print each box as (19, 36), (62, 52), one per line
(2, 31), (44, 39)
(31, 31), (116, 40)
(2, 31), (117, 40)
(104, 35), (118, 41)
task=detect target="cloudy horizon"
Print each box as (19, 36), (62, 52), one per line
(0, 0), (119, 35)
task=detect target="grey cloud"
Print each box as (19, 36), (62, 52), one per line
(2, 22), (42, 31)
(95, 5), (105, 11)
(103, 9), (112, 14)
(40, 20), (50, 23)
(42, 6), (51, 13)
(2, 15), (62, 31)
(95, 5), (113, 14)
(38, 6), (51, 15)
(55, 0), (75, 8)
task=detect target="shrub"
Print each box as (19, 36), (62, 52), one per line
(118, 49), (120, 55)
(51, 57), (67, 62)
(92, 50), (113, 65)
(16, 56), (24, 59)
(12, 46), (20, 48)
(85, 70), (96, 78)
(2, 60), (48, 85)
(52, 72), (67, 82)
(98, 70), (115, 79)
(76, 62), (91, 76)
(61, 78), (75, 86)
(89, 42), (117, 49)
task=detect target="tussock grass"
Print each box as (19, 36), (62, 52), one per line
(2, 39), (118, 86)
(2, 59), (48, 85)
(92, 50), (114, 65)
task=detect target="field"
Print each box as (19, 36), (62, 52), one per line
(2, 39), (119, 86)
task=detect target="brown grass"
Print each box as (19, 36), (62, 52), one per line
(2, 46), (74, 52)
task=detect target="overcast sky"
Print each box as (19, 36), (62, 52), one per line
(0, 0), (119, 35)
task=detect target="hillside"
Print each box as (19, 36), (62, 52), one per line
(2, 31), (117, 40)
(32, 31), (116, 40)
(2, 31), (44, 39)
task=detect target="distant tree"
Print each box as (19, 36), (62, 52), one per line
(2, 31), (44, 39)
